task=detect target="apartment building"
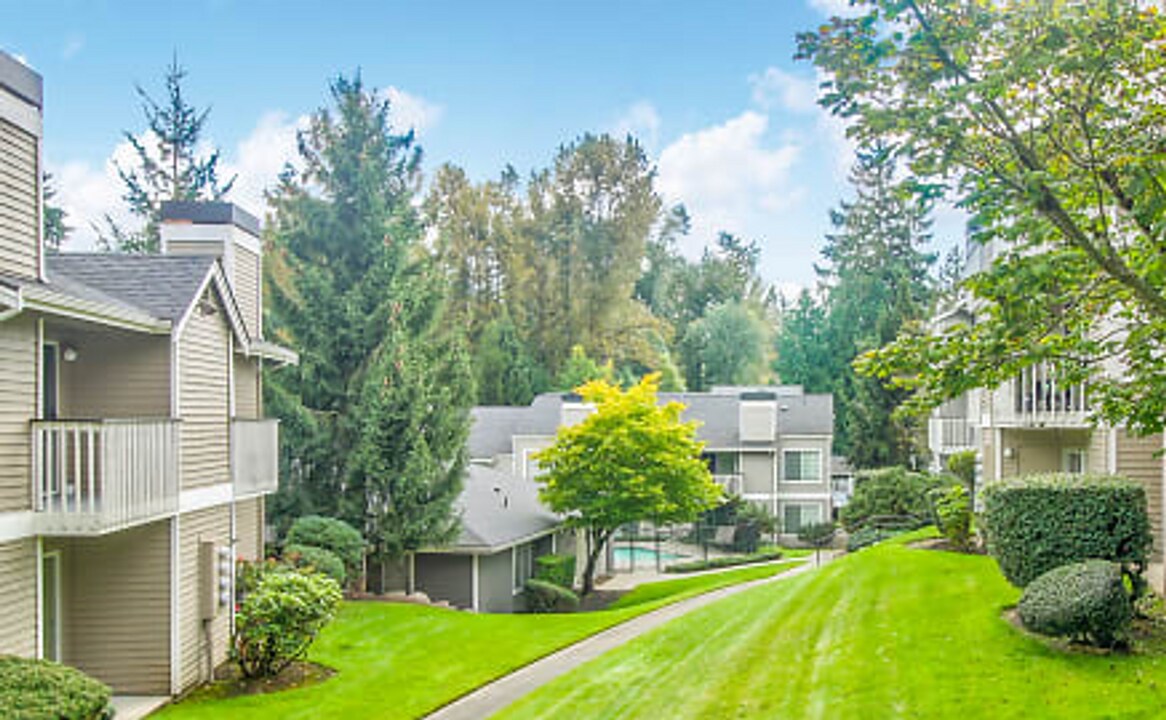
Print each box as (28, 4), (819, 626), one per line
(926, 239), (1165, 557)
(0, 52), (292, 697)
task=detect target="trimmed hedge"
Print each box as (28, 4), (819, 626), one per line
(664, 549), (783, 573)
(524, 579), (580, 613)
(283, 543), (347, 585)
(534, 554), (576, 589)
(982, 473), (1152, 588)
(1018, 560), (1133, 648)
(285, 515), (365, 574)
(0, 656), (112, 720)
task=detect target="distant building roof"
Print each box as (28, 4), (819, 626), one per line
(450, 465), (561, 552)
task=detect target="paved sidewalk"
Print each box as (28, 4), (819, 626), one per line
(425, 557), (826, 720)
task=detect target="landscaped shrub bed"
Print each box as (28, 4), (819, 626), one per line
(982, 473), (1152, 588)
(524, 579), (580, 613)
(664, 549), (783, 573)
(283, 543), (347, 585)
(284, 515), (365, 580)
(839, 466), (947, 531)
(1018, 560), (1133, 648)
(0, 656), (112, 720)
(534, 554), (576, 589)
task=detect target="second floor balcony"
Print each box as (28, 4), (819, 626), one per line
(33, 418), (180, 535)
(928, 417), (980, 454)
(713, 473), (744, 496)
(1004, 362), (1089, 428)
(232, 418), (279, 497)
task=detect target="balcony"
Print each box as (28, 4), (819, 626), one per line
(928, 417), (980, 454)
(232, 418), (279, 497)
(713, 474), (743, 496)
(33, 419), (180, 535)
(1008, 363), (1089, 427)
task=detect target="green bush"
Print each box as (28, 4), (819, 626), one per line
(534, 554), (576, 589)
(283, 543), (347, 586)
(839, 467), (947, 531)
(524, 578), (580, 613)
(846, 526), (896, 552)
(0, 656), (112, 720)
(981, 473), (1152, 588)
(285, 515), (365, 575)
(233, 567), (343, 678)
(664, 549), (783, 573)
(797, 521), (837, 548)
(931, 484), (972, 550)
(1018, 560), (1133, 648)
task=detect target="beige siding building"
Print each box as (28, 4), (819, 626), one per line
(0, 53), (294, 699)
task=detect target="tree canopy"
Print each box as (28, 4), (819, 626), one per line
(535, 374), (721, 593)
(798, 0), (1166, 434)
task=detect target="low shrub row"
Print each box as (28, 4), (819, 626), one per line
(534, 554), (576, 589)
(664, 549), (783, 574)
(524, 578), (580, 613)
(280, 515), (365, 590)
(0, 656), (112, 720)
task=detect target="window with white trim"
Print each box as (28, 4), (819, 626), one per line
(782, 503), (823, 534)
(513, 543), (534, 592)
(783, 450), (822, 482)
(1063, 448), (1087, 475)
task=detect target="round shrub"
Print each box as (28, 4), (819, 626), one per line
(931, 484), (972, 550)
(282, 543), (346, 585)
(981, 473), (1151, 588)
(0, 656), (112, 720)
(839, 467), (946, 531)
(233, 568), (343, 678)
(524, 578), (580, 613)
(285, 515), (365, 574)
(534, 554), (576, 589)
(1018, 560), (1133, 648)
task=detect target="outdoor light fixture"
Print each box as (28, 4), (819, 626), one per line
(61, 346), (78, 362)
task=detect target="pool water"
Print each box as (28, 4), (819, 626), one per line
(613, 546), (684, 567)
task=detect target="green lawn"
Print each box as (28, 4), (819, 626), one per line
(497, 541), (1166, 720)
(157, 560), (801, 720)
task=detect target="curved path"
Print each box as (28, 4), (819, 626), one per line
(425, 558), (826, 720)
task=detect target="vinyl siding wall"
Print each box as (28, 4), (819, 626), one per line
(479, 550), (516, 613)
(1116, 430), (1164, 560)
(0, 118), (40, 280)
(233, 355), (260, 419)
(0, 315), (35, 512)
(0, 538), (36, 657)
(235, 496), (264, 561)
(741, 452), (774, 495)
(177, 506), (232, 691)
(233, 246), (260, 338)
(179, 289), (230, 490)
(46, 522), (171, 694)
(414, 554), (473, 609)
(57, 328), (169, 418)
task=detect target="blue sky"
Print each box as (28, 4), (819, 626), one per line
(1, 0), (957, 290)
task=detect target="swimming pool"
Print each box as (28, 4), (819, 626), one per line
(613, 546), (684, 568)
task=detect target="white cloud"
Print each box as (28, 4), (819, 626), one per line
(382, 87), (443, 136)
(220, 111), (309, 215)
(656, 111), (802, 258)
(611, 100), (661, 151)
(749, 67), (817, 114)
(807, 0), (865, 17)
(61, 35), (84, 61)
(51, 134), (142, 250)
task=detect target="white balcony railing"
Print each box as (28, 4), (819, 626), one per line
(33, 419), (179, 535)
(1012, 362), (1088, 426)
(232, 418), (279, 497)
(928, 417), (980, 453)
(713, 474), (743, 496)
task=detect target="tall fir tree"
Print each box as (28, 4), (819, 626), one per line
(41, 172), (70, 252)
(474, 309), (542, 405)
(264, 74), (472, 554)
(102, 56), (234, 253)
(774, 289), (834, 394)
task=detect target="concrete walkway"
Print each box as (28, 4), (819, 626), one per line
(425, 557), (827, 720)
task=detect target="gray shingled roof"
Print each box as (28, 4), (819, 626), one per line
(452, 464), (560, 550)
(776, 393), (834, 435)
(659, 393), (741, 447)
(46, 253), (216, 322)
(468, 407), (529, 459)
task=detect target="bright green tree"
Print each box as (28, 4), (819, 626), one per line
(774, 290), (834, 393)
(535, 374), (721, 593)
(265, 74), (472, 557)
(102, 56), (234, 253)
(799, 1), (1166, 435)
(474, 309), (543, 405)
(680, 300), (770, 391)
(554, 344), (613, 392)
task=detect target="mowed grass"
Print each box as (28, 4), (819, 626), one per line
(157, 560), (801, 720)
(497, 542), (1166, 720)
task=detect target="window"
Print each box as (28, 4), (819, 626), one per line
(1063, 448), (1087, 475)
(783, 503), (823, 534)
(513, 543), (534, 592)
(783, 450), (822, 482)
